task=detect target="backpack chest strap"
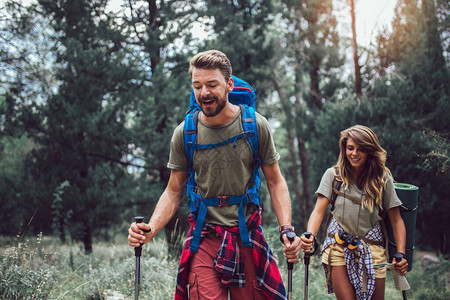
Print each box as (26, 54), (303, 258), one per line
(333, 189), (362, 205)
(189, 189), (261, 253)
(190, 184), (260, 209)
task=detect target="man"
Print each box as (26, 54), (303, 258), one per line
(128, 50), (300, 300)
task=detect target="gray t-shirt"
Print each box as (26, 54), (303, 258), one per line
(168, 108), (280, 226)
(316, 167), (402, 237)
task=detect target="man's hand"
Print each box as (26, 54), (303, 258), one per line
(128, 222), (152, 247)
(281, 234), (301, 263)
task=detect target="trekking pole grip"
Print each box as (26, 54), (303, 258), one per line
(286, 231), (296, 270)
(393, 252), (404, 263)
(393, 253), (408, 300)
(134, 216), (145, 257)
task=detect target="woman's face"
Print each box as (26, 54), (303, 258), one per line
(345, 137), (368, 173)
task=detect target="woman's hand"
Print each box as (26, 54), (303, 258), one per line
(393, 256), (408, 275)
(300, 233), (315, 253)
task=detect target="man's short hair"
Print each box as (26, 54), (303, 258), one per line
(188, 50), (232, 82)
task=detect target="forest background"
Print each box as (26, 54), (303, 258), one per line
(0, 0), (448, 298)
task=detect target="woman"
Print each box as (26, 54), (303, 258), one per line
(300, 125), (408, 300)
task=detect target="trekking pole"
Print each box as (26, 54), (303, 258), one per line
(303, 232), (318, 300)
(285, 231), (296, 300)
(394, 253), (408, 300)
(134, 216), (150, 300)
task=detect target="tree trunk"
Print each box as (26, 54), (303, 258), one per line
(350, 0), (362, 98)
(297, 137), (313, 227)
(58, 221), (66, 243)
(310, 65), (322, 109)
(294, 68), (311, 227)
(83, 218), (93, 254)
(287, 133), (302, 206)
(147, 0), (161, 72)
(271, 71), (303, 211)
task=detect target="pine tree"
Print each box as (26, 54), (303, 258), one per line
(270, 0), (345, 227)
(27, 0), (144, 252)
(121, 0), (198, 257)
(317, 0), (449, 254)
(200, 0), (276, 98)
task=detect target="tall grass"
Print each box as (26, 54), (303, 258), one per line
(0, 233), (177, 299)
(0, 228), (448, 299)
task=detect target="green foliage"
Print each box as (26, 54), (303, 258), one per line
(0, 0), (448, 258)
(0, 134), (37, 235)
(406, 255), (450, 300)
(201, 0), (276, 99)
(121, 0), (199, 256)
(51, 180), (71, 242)
(264, 0), (347, 229)
(309, 0), (449, 255)
(0, 1), (58, 104)
(378, 0), (449, 128)
(0, 0), (199, 254)
(373, 0), (449, 254)
(2, 234), (449, 299)
(312, 73), (449, 253)
(23, 0), (147, 252)
(0, 234), (178, 300)
(0, 233), (56, 299)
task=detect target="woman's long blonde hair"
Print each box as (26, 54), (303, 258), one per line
(334, 125), (391, 211)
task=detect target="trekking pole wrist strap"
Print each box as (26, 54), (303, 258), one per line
(303, 232), (315, 239)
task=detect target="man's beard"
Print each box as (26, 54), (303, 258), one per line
(198, 91), (228, 117)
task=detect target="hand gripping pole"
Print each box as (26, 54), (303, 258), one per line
(134, 216), (150, 300)
(303, 232), (318, 300)
(286, 231), (296, 300)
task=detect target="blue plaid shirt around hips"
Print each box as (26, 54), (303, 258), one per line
(322, 217), (384, 300)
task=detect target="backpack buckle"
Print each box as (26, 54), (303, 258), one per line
(218, 196), (229, 207)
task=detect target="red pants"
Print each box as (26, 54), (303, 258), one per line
(188, 236), (267, 300)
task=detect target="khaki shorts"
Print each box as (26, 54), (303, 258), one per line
(322, 243), (387, 278)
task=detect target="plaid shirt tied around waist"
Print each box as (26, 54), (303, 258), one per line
(175, 208), (287, 300)
(322, 217), (385, 300)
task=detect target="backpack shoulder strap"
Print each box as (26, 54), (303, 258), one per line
(330, 176), (342, 212)
(240, 104), (259, 156)
(183, 109), (200, 197)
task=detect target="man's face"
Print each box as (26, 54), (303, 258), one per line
(191, 68), (233, 117)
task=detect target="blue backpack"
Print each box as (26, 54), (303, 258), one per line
(183, 76), (263, 252)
